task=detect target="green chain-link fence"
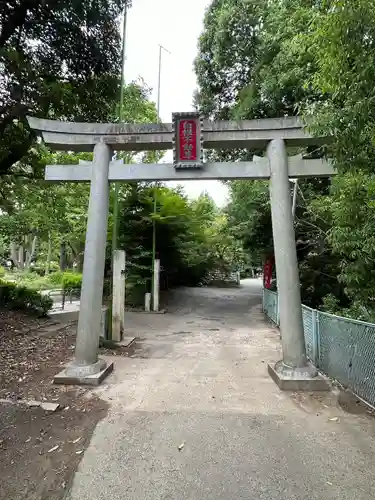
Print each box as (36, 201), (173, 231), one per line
(263, 289), (375, 407)
(262, 288), (279, 325)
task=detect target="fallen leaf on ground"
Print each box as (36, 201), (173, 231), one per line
(41, 401), (60, 412)
(75, 450), (83, 455)
(178, 442), (185, 451)
(47, 445), (59, 453)
(72, 437), (81, 444)
(27, 400), (41, 408)
(329, 417), (339, 422)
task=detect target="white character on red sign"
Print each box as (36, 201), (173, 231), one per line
(183, 143), (193, 159)
(182, 121), (193, 142)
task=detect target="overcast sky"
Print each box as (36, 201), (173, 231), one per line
(124, 0), (229, 206)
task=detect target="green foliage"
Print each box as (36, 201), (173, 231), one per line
(195, 0), (320, 122)
(0, 0), (130, 177)
(302, 1), (375, 175)
(226, 181), (272, 260)
(0, 266), (5, 278)
(0, 279), (52, 316)
(321, 294), (340, 316)
(0, 150), (91, 254)
(8, 271), (52, 290)
(195, 0), (375, 319)
(61, 272), (82, 291)
(116, 184), (243, 305)
(48, 271), (82, 290)
(49, 272), (65, 285)
(311, 172), (375, 312)
(0, 80), (159, 282)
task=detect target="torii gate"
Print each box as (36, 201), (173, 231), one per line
(28, 114), (332, 389)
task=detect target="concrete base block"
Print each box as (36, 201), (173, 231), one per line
(54, 359), (114, 386)
(268, 361), (330, 391)
(49, 305), (109, 339)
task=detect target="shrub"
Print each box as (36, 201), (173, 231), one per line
(48, 271), (82, 291)
(11, 271), (52, 291)
(126, 282), (146, 307)
(36, 260), (60, 274)
(62, 272), (82, 291)
(32, 266), (48, 276)
(49, 271), (64, 285)
(0, 279), (53, 316)
(15, 271), (39, 282)
(0, 266), (5, 278)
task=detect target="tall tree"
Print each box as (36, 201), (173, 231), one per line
(194, 0), (356, 312)
(0, 80), (161, 270)
(0, 0), (130, 176)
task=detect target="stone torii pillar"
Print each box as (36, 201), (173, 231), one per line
(267, 139), (328, 390)
(54, 142), (114, 385)
(80, 159), (126, 343)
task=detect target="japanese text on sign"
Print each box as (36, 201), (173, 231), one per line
(178, 119), (198, 161)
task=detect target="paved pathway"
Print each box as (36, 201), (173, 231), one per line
(68, 280), (375, 500)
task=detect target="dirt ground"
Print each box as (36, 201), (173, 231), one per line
(0, 309), (128, 500)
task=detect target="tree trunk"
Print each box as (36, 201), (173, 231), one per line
(69, 240), (84, 272)
(45, 233), (52, 275)
(60, 241), (66, 271)
(18, 245), (24, 269)
(25, 235), (37, 270)
(10, 242), (18, 268)
(77, 252), (84, 272)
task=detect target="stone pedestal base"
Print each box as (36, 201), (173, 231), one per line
(54, 358), (114, 386)
(268, 360), (330, 391)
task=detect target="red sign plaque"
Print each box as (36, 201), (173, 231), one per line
(263, 258), (274, 289)
(178, 119), (198, 161)
(173, 112), (203, 169)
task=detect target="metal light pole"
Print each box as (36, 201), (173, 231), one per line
(291, 179), (298, 220)
(156, 45), (171, 120)
(112, 1), (130, 256)
(152, 44), (170, 309)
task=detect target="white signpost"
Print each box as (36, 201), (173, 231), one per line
(28, 114), (333, 389)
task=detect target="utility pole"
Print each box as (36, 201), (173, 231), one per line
(152, 44), (171, 309)
(112, 1), (131, 256)
(156, 45), (171, 120)
(291, 179), (298, 220)
(109, 2), (131, 339)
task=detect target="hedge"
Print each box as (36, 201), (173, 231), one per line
(49, 271), (82, 290)
(62, 272), (82, 290)
(0, 279), (53, 316)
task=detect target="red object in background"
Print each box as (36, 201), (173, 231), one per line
(178, 119), (198, 161)
(263, 259), (273, 289)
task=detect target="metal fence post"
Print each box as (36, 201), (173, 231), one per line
(311, 309), (319, 367)
(276, 293), (280, 326)
(316, 310), (321, 368)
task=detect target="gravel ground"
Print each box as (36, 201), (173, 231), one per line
(67, 280), (375, 500)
